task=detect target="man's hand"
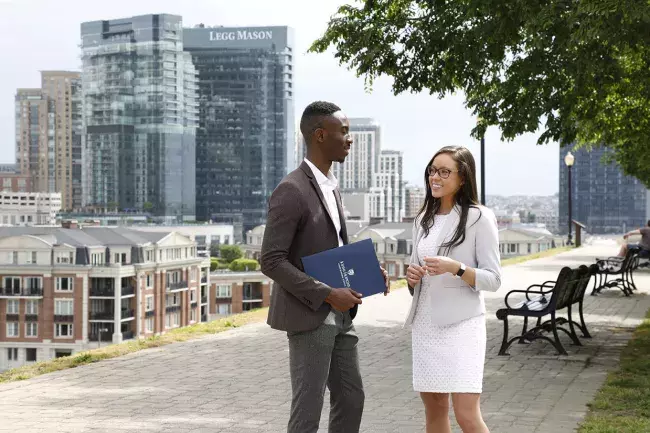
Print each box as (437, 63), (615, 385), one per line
(406, 264), (426, 288)
(423, 256), (460, 276)
(380, 267), (390, 296)
(325, 288), (363, 312)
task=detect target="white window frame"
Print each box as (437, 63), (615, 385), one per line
(216, 285), (231, 298)
(145, 295), (154, 312)
(387, 263), (396, 277)
(190, 308), (197, 323)
(190, 289), (197, 302)
(55, 323), (74, 338)
(146, 274), (153, 288)
(55, 299), (74, 315)
(55, 277), (74, 292)
(6, 299), (19, 314)
(25, 322), (38, 338)
(6, 322), (19, 338)
(145, 317), (154, 333)
(218, 303), (231, 315)
(7, 348), (18, 361)
(26, 251), (37, 264)
(26, 300), (38, 315)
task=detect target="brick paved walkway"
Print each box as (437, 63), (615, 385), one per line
(1, 241), (649, 433)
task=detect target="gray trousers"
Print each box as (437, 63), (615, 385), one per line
(287, 310), (364, 433)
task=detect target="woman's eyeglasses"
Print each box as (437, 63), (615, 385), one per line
(426, 166), (458, 179)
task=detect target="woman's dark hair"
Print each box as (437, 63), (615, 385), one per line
(416, 146), (481, 255)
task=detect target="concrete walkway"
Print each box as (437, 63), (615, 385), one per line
(1, 240), (649, 433)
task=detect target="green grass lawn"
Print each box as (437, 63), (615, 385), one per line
(578, 310), (650, 433)
(501, 246), (573, 267)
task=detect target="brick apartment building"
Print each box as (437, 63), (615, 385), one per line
(210, 271), (271, 318)
(0, 225), (210, 372)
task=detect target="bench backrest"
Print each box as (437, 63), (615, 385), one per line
(547, 266), (575, 310)
(570, 264), (594, 304)
(554, 267), (585, 311)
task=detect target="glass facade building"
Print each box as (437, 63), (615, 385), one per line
(559, 146), (650, 234)
(80, 14), (198, 220)
(183, 26), (294, 236)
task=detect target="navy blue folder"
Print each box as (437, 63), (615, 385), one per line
(301, 238), (386, 297)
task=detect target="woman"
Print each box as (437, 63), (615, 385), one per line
(405, 146), (501, 433)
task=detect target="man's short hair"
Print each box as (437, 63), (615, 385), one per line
(299, 101), (341, 143)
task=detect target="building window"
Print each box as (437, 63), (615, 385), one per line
(55, 277), (73, 292)
(7, 348), (18, 361)
(387, 263), (396, 276)
(216, 285), (231, 298)
(528, 243), (532, 254)
(165, 312), (180, 329)
(508, 243), (517, 253)
(55, 323), (73, 338)
(25, 277), (41, 291)
(6, 299), (19, 314)
(12, 251), (18, 264)
(55, 299), (74, 315)
(218, 304), (231, 315)
(190, 289), (196, 302)
(145, 295), (154, 312)
(145, 317), (154, 333)
(56, 252), (75, 264)
(146, 274), (153, 288)
(26, 323), (38, 337)
(4, 277), (20, 293)
(26, 300), (38, 315)
(190, 308), (197, 322)
(27, 251), (37, 264)
(25, 348), (37, 362)
(6, 322), (19, 338)
(166, 293), (180, 307)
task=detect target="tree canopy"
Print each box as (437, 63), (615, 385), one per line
(311, 0), (650, 186)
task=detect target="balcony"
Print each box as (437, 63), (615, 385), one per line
(1, 287), (43, 297)
(6, 313), (19, 321)
(121, 285), (135, 296)
(54, 315), (74, 322)
(201, 296), (208, 304)
(89, 311), (113, 321)
(166, 281), (188, 292)
(166, 305), (181, 313)
(25, 314), (38, 322)
(191, 301), (198, 308)
(90, 287), (114, 297)
(145, 310), (155, 318)
(121, 309), (135, 319)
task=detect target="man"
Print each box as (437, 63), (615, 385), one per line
(261, 101), (389, 433)
(619, 220), (650, 256)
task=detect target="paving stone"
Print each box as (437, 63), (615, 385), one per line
(0, 242), (648, 432)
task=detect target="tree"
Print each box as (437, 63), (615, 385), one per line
(229, 258), (260, 272)
(311, 0), (650, 186)
(143, 202), (154, 212)
(219, 245), (243, 263)
(209, 243), (221, 258)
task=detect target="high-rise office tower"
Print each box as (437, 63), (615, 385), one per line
(183, 26), (294, 237)
(370, 150), (405, 222)
(405, 185), (426, 219)
(332, 118), (381, 192)
(80, 14), (198, 220)
(559, 146), (650, 234)
(15, 72), (83, 211)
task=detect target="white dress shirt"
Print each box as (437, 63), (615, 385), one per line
(304, 158), (344, 247)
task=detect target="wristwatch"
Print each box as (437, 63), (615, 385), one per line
(455, 262), (466, 277)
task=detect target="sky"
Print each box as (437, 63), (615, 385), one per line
(0, 0), (561, 196)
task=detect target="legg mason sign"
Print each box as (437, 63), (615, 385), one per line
(209, 30), (274, 41)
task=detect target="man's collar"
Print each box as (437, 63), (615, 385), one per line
(303, 158), (338, 187)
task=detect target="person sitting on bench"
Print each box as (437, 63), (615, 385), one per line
(619, 220), (650, 257)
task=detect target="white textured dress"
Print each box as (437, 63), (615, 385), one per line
(411, 214), (487, 393)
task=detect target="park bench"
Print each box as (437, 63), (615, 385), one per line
(496, 266), (592, 356)
(592, 247), (639, 296)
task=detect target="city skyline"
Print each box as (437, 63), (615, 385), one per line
(0, 0), (562, 197)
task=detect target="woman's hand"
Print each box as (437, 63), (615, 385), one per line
(423, 256), (461, 276)
(406, 264), (427, 287)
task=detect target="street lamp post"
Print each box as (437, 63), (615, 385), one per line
(477, 117), (486, 205)
(564, 151), (575, 245)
